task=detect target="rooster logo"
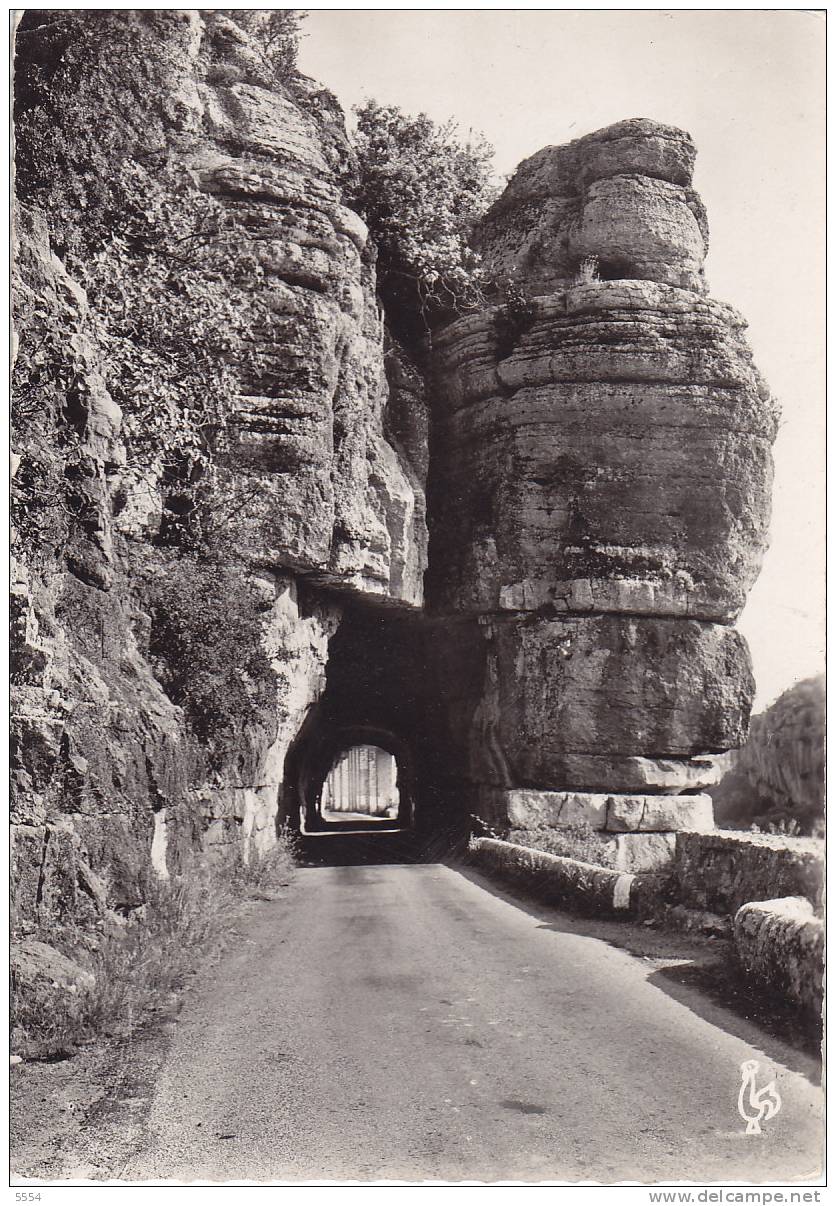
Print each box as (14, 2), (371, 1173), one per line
(738, 1060), (782, 1134)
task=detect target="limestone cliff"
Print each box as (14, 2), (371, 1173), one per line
(11, 11), (427, 927)
(12, 13), (776, 927)
(428, 120), (777, 866)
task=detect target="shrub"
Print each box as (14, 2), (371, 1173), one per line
(12, 12), (281, 554)
(144, 549), (275, 759)
(229, 10), (307, 76)
(494, 281), (538, 359)
(352, 99), (497, 346)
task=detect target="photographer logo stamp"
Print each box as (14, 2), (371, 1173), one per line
(738, 1060), (782, 1134)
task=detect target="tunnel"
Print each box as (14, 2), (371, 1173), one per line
(296, 725), (415, 834)
(278, 599), (485, 862)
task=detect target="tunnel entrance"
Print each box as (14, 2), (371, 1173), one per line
(278, 603), (480, 861)
(321, 744), (400, 825)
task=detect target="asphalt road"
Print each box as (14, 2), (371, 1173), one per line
(126, 862), (823, 1183)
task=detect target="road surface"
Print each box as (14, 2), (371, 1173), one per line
(126, 862), (823, 1183)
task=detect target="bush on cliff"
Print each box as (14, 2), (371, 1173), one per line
(144, 549), (275, 761)
(352, 99), (497, 345)
(228, 9), (307, 75)
(13, 12), (280, 554)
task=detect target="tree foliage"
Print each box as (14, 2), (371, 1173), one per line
(351, 100), (497, 346)
(145, 549), (275, 760)
(226, 9), (307, 76)
(12, 12), (286, 554)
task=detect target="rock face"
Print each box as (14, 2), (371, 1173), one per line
(477, 120), (707, 293)
(429, 119), (777, 857)
(12, 12), (775, 929)
(11, 11), (426, 930)
(710, 675), (825, 834)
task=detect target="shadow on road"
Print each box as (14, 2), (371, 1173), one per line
(299, 830), (421, 866)
(299, 823), (467, 867)
(453, 863), (822, 1080)
(644, 959), (822, 1073)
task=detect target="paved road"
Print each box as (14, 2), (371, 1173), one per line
(126, 862), (823, 1183)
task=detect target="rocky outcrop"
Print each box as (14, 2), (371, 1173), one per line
(477, 120), (707, 294)
(429, 120), (777, 863)
(10, 939), (96, 1056)
(711, 675), (825, 834)
(13, 14), (775, 925)
(11, 11), (426, 929)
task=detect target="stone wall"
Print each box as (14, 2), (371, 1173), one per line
(733, 897), (824, 1022)
(674, 830), (824, 915)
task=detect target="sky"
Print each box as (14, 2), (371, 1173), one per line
(299, 9), (825, 712)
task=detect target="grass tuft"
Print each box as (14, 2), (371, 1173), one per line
(505, 822), (619, 868)
(11, 829), (297, 1060)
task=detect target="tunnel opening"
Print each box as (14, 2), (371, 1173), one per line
(313, 738), (405, 834)
(278, 601), (482, 862)
(319, 743), (403, 828)
(292, 722), (416, 837)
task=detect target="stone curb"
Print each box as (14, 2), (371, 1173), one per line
(733, 896), (824, 1021)
(467, 836), (638, 915)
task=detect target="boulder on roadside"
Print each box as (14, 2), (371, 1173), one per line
(11, 939), (96, 1057)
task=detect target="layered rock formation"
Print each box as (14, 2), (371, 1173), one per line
(429, 121), (777, 868)
(12, 12), (775, 931)
(710, 675), (825, 834)
(11, 11), (426, 928)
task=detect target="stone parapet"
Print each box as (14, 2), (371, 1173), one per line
(675, 830), (824, 915)
(469, 836), (638, 913)
(733, 897), (824, 1021)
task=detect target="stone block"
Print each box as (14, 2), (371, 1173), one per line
(480, 788), (712, 836)
(604, 794), (713, 833)
(502, 789), (609, 830)
(611, 832), (677, 873)
(517, 753), (721, 794)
